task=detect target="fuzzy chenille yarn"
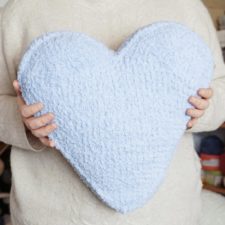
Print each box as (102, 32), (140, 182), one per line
(17, 21), (213, 213)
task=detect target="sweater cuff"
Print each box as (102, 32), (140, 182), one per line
(24, 127), (47, 151)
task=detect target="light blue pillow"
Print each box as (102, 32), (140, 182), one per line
(17, 21), (213, 213)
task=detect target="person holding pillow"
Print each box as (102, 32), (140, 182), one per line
(0, 0), (225, 224)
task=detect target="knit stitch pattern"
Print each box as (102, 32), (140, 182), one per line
(17, 21), (213, 213)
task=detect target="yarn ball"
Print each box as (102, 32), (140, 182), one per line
(200, 135), (225, 155)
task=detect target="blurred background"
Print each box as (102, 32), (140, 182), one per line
(0, 0), (6, 7)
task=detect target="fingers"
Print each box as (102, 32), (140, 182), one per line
(20, 102), (44, 118)
(186, 88), (213, 129)
(198, 88), (213, 99)
(12, 80), (21, 95)
(26, 112), (55, 130)
(188, 96), (209, 110)
(13, 80), (57, 148)
(13, 80), (44, 118)
(186, 108), (204, 118)
(39, 137), (55, 148)
(16, 93), (26, 106)
(13, 80), (26, 106)
(31, 123), (57, 138)
(187, 118), (198, 128)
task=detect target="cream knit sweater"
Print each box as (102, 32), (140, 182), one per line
(0, 0), (225, 225)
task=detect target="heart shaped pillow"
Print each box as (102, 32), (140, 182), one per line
(17, 21), (214, 213)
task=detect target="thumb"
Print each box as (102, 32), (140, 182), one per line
(13, 80), (22, 96)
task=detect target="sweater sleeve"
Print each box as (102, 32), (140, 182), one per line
(186, 1), (225, 133)
(0, 6), (47, 152)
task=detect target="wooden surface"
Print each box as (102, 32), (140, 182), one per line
(203, 183), (225, 195)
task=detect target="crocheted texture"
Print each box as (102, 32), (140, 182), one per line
(17, 21), (213, 213)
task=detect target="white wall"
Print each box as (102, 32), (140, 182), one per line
(0, 0), (8, 7)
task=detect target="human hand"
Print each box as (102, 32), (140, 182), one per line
(186, 88), (213, 129)
(13, 80), (57, 147)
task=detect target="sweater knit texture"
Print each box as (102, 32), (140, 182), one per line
(17, 21), (213, 213)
